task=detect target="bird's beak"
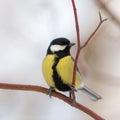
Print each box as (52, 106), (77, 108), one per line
(69, 43), (75, 47)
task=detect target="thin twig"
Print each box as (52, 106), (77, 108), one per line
(70, 1), (106, 119)
(97, 0), (120, 28)
(0, 83), (105, 120)
(71, 0), (81, 94)
(80, 12), (108, 50)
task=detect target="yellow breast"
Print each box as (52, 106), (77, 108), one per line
(42, 55), (56, 87)
(56, 56), (82, 89)
(42, 55), (82, 90)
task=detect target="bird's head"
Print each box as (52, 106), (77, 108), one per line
(47, 38), (75, 57)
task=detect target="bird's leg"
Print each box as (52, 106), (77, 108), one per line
(69, 91), (76, 101)
(70, 84), (77, 92)
(46, 87), (55, 98)
(69, 85), (77, 101)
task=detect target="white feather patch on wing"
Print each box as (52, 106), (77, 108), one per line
(50, 45), (67, 52)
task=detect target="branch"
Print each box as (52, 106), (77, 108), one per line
(71, 1), (108, 88)
(97, 0), (120, 28)
(71, 0), (81, 95)
(70, 1), (106, 119)
(80, 12), (108, 50)
(0, 83), (105, 120)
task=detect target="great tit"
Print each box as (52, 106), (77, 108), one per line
(42, 38), (102, 101)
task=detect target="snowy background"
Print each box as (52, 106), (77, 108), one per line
(0, 0), (120, 120)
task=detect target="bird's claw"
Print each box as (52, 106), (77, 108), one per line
(46, 87), (55, 98)
(70, 84), (77, 92)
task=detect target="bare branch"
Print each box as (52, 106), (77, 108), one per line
(71, 0), (81, 100)
(80, 12), (108, 50)
(0, 83), (105, 120)
(97, 0), (120, 28)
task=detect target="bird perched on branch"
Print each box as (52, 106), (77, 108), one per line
(42, 38), (102, 101)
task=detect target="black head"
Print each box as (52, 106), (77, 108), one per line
(47, 38), (75, 58)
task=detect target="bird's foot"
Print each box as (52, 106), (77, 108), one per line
(69, 85), (77, 101)
(69, 90), (76, 101)
(70, 84), (77, 92)
(46, 87), (55, 98)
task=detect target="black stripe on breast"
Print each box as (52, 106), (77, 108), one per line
(52, 57), (71, 91)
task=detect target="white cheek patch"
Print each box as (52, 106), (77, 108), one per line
(50, 45), (67, 52)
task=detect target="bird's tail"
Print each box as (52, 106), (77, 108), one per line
(79, 85), (102, 101)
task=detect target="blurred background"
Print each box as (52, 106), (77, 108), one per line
(0, 0), (120, 120)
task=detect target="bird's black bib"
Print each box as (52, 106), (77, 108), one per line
(52, 56), (71, 91)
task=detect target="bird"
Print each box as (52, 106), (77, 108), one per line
(42, 37), (102, 101)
